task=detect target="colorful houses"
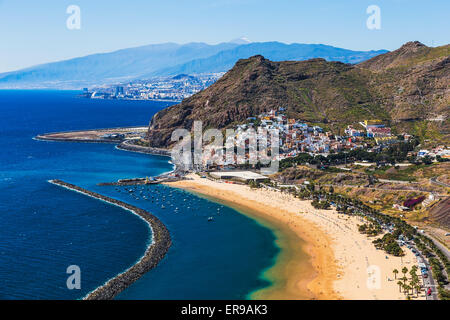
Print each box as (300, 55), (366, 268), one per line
(367, 127), (391, 138)
(345, 126), (364, 137)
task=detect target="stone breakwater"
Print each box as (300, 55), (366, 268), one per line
(116, 139), (171, 156)
(34, 135), (120, 144)
(49, 179), (172, 300)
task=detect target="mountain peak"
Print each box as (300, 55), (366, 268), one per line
(357, 41), (446, 71)
(0, 41), (388, 89)
(230, 37), (252, 45)
(400, 41), (426, 50)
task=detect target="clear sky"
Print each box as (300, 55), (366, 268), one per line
(0, 0), (448, 73)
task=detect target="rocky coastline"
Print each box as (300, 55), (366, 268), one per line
(49, 179), (172, 300)
(35, 135), (119, 144)
(116, 139), (171, 156)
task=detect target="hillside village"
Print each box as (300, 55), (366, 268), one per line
(199, 107), (449, 168)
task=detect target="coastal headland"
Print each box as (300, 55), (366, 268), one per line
(167, 174), (423, 300)
(35, 127), (171, 157)
(49, 179), (172, 300)
(35, 126), (148, 144)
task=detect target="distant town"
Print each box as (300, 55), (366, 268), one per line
(82, 73), (224, 102)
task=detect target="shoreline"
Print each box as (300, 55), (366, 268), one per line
(37, 129), (423, 300)
(166, 176), (339, 300)
(187, 190), (321, 300)
(35, 129), (172, 158)
(167, 174), (423, 300)
(34, 128), (175, 176)
(115, 139), (171, 157)
(49, 179), (172, 300)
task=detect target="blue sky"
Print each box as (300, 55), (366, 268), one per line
(0, 0), (448, 73)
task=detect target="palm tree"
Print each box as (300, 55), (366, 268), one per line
(402, 284), (408, 295)
(397, 281), (403, 292)
(410, 279), (418, 295)
(402, 276), (408, 284)
(403, 284), (411, 296)
(402, 267), (408, 277)
(415, 284), (421, 297)
(393, 269), (399, 279)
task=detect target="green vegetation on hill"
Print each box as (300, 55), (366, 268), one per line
(278, 139), (420, 171)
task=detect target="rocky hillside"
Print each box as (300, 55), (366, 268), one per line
(146, 42), (449, 147)
(427, 197), (450, 229)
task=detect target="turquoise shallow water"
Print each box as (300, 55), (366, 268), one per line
(0, 90), (278, 299)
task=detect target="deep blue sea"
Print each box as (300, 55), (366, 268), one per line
(0, 90), (278, 300)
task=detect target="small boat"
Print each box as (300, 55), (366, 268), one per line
(208, 217), (214, 222)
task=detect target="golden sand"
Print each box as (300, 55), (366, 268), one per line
(166, 174), (424, 300)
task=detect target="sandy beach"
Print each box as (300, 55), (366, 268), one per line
(167, 174), (424, 300)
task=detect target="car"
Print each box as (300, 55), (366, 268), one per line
(423, 274), (428, 278)
(427, 288), (432, 296)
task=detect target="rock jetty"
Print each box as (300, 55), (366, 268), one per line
(49, 179), (172, 300)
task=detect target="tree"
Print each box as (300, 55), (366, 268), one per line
(397, 281), (403, 292)
(415, 284), (422, 297)
(403, 284), (411, 296)
(393, 269), (399, 279)
(402, 267), (408, 277)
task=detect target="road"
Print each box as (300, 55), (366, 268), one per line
(431, 177), (450, 188)
(409, 243), (439, 300)
(378, 179), (411, 184)
(426, 233), (450, 261)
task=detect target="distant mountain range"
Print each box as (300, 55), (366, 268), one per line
(0, 41), (388, 89)
(146, 41), (449, 147)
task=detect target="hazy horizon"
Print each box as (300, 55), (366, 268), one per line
(0, 39), (392, 73)
(1, 0), (449, 73)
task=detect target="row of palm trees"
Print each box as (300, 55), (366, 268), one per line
(393, 266), (423, 299)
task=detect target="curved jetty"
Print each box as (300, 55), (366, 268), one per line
(116, 139), (171, 156)
(49, 179), (171, 300)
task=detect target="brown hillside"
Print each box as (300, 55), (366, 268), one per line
(146, 42), (450, 147)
